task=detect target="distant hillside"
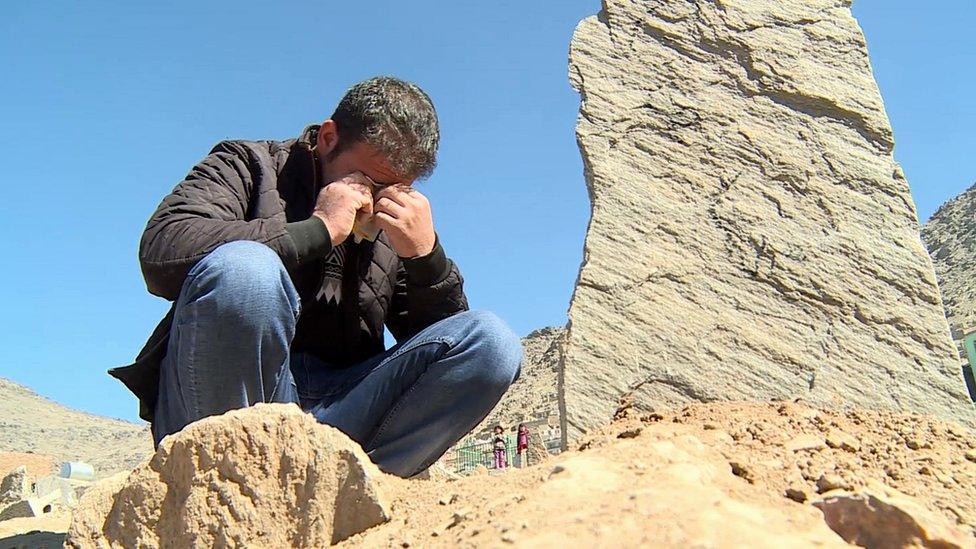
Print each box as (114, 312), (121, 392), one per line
(0, 327), (566, 478)
(0, 378), (152, 477)
(471, 326), (565, 436)
(922, 181), (976, 347)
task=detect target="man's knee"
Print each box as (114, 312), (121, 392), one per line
(458, 310), (523, 392)
(182, 240), (299, 319)
(190, 240), (286, 289)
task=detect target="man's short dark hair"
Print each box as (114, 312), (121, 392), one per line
(327, 76), (440, 180)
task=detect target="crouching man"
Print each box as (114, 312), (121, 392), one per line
(109, 76), (523, 478)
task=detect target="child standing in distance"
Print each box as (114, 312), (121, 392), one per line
(516, 424), (529, 467)
(493, 425), (507, 469)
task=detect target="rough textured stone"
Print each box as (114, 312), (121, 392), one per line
(560, 0), (975, 444)
(526, 430), (551, 467)
(813, 481), (969, 548)
(63, 471), (129, 546)
(784, 434), (825, 452)
(64, 404), (391, 548)
(0, 491), (59, 521)
(0, 511), (71, 549)
(825, 429), (860, 452)
(0, 466), (29, 507)
(922, 181), (976, 345)
(33, 476), (76, 508)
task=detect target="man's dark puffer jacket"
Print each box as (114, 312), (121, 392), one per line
(109, 124), (469, 422)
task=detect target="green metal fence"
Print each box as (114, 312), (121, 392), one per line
(448, 435), (517, 474)
(962, 330), (976, 402)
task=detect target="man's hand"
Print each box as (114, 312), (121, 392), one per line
(312, 173), (374, 247)
(373, 185), (436, 258)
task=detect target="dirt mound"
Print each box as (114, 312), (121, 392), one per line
(46, 401), (976, 547)
(660, 401), (976, 536)
(0, 378), (151, 478)
(339, 401), (974, 548)
(66, 404), (391, 548)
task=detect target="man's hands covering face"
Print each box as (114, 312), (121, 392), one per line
(312, 173), (374, 248)
(373, 185), (436, 258)
(311, 173), (435, 257)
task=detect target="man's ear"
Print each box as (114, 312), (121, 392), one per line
(317, 119), (340, 156)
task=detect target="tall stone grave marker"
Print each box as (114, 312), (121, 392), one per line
(561, 0), (975, 444)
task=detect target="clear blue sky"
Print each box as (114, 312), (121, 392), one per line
(1, 1), (973, 423)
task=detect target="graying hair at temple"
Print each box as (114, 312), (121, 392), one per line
(327, 76), (440, 180)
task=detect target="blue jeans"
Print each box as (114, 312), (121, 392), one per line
(154, 241), (523, 477)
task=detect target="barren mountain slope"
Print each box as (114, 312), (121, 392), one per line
(923, 181), (976, 344)
(471, 326), (564, 435)
(0, 328), (562, 479)
(0, 378), (151, 477)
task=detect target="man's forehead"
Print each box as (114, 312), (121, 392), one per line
(353, 142), (412, 186)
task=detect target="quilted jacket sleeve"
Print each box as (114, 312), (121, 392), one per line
(139, 140), (305, 301)
(385, 235), (469, 342)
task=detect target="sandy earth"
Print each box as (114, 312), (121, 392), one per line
(4, 372), (976, 547)
(339, 401), (976, 548)
(6, 399), (975, 547)
(659, 401), (976, 531)
(0, 513), (71, 547)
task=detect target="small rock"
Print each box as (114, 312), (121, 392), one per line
(703, 422), (719, 430)
(34, 475), (77, 508)
(729, 462), (753, 483)
(964, 449), (976, 463)
(825, 429), (860, 452)
(0, 491), (60, 521)
(935, 473), (954, 486)
(784, 487), (808, 503)
(785, 434), (826, 452)
(799, 409), (820, 421)
(813, 481), (968, 548)
(64, 405), (392, 548)
(447, 508), (472, 529)
(501, 532), (517, 544)
(613, 394), (634, 420)
(437, 494), (458, 506)
(816, 474), (848, 494)
(0, 466), (31, 506)
(617, 427), (642, 439)
(549, 465), (566, 476)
